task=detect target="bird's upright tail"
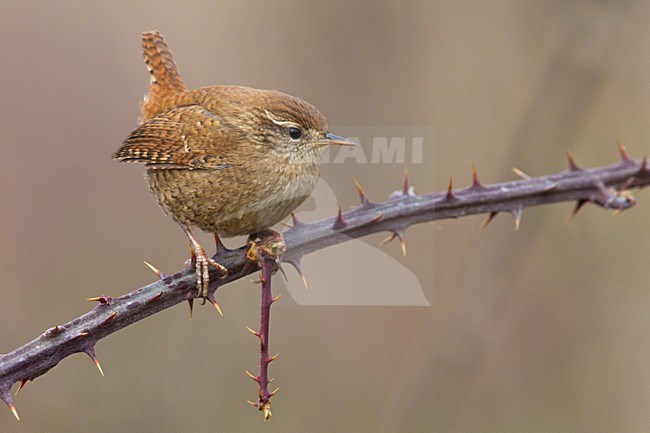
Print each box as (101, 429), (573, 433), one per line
(140, 31), (187, 121)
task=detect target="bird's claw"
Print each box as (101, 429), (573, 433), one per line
(192, 247), (228, 298)
(246, 232), (286, 265)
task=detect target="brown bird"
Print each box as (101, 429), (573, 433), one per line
(113, 31), (353, 299)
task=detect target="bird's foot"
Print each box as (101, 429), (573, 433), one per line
(246, 229), (286, 268)
(182, 226), (228, 300)
(190, 245), (228, 299)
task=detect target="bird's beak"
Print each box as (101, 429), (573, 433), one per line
(316, 132), (356, 147)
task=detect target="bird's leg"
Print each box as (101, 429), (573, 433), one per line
(181, 226), (228, 298)
(245, 229), (286, 269)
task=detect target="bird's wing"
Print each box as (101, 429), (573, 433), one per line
(113, 105), (236, 169)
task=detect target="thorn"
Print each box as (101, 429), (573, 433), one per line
(245, 370), (260, 382)
(85, 348), (105, 376)
(207, 296), (223, 317)
(333, 205), (347, 229)
(284, 257), (308, 290)
(566, 151), (581, 172)
(369, 213), (383, 224)
(9, 403), (19, 421)
(402, 169), (409, 195)
(269, 353), (279, 362)
(147, 291), (163, 303)
(298, 272), (308, 290)
(143, 261), (164, 279)
(245, 326), (260, 337)
(187, 299), (194, 319)
(479, 211), (499, 229)
(290, 211), (303, 227)
(390, 169), (415, 199)
(512, 166), (530, 180)
(445, 177), (456, 201)
(276, 264), (288, 281)
(353, 177), (371, 206)
(543, 182), (558, 192)
(379, 230), (407, 256)
(379, 232), (397, 247)
(617, 141), (632, 163)
(470, 164), (485, 189)
(44, 325), (63, 337)
(269, 387), (280, 398)
(214, 233), (229, 252)
(72, 332), (89, 341)
(261, 401), (272, 421)
(92, 356), (105, 377)
(247, 400), (257, 407)
(100, 311), (117, 326)
(268, 377), (275, 383)
(511, 206), (523, 231)
(86, 295), (111, 305)
(15, 380), (27, 396)
(272, 293), (283, 303)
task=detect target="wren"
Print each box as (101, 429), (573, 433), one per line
(113, 31), (353, 298)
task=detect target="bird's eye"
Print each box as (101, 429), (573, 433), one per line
(287, 126), (302, 140)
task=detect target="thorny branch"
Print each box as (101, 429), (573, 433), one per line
(1, 146), (648, 420)
(244, 231), (286, 420)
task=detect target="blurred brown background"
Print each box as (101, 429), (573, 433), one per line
(1, 1), (649, 432)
